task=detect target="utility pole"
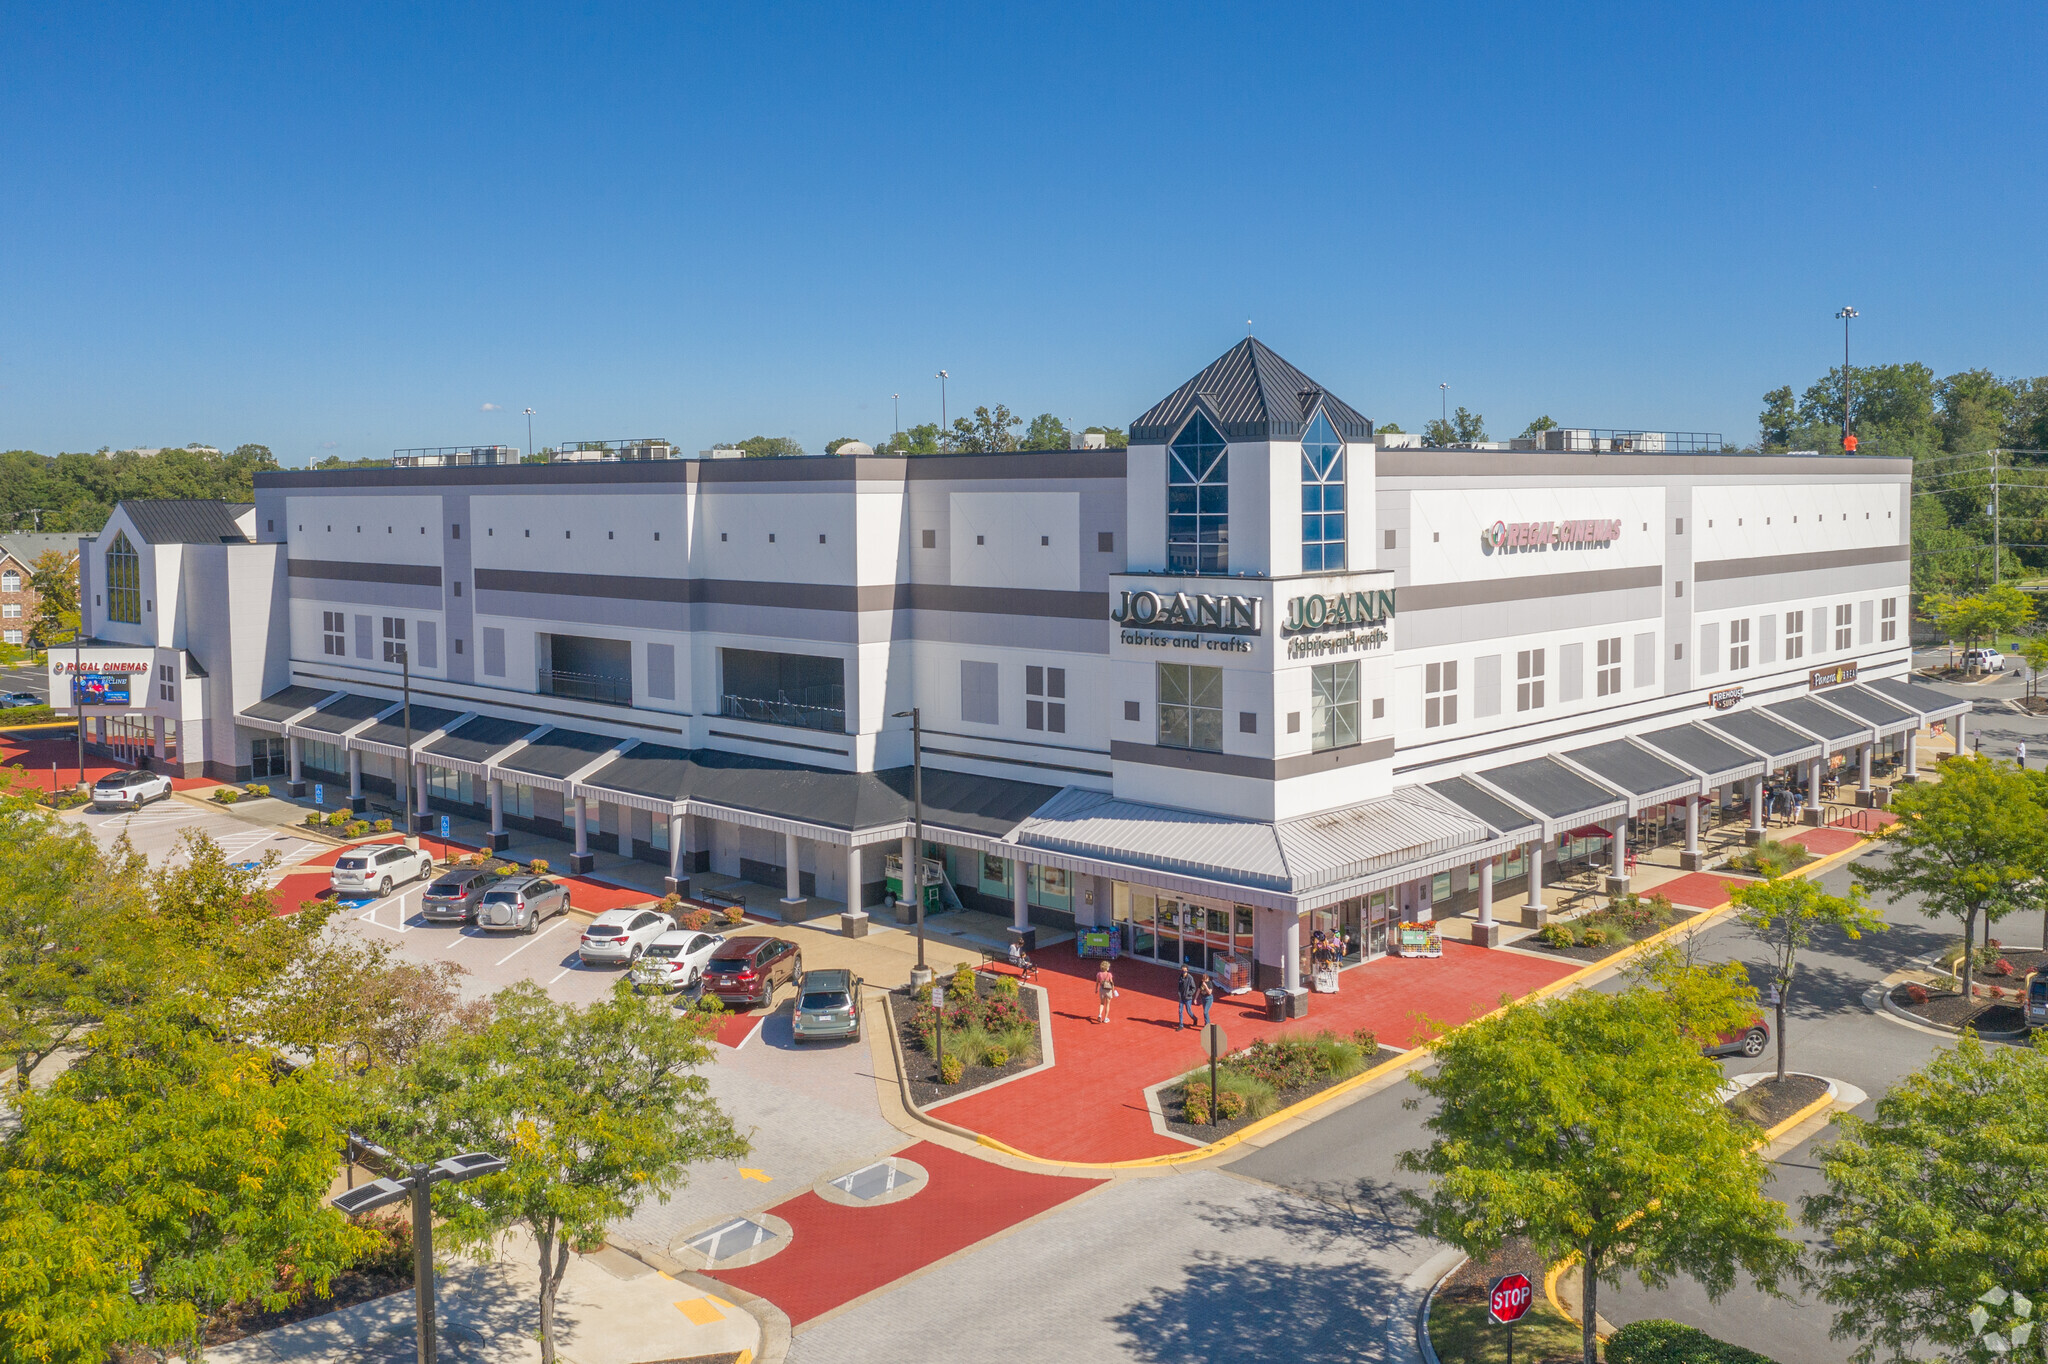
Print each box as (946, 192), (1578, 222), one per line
(400, 643), (418, 851)
(937, 371), (949, 432)
(1992, 448), (2002, 584)
(1835, 307), (1859, 452)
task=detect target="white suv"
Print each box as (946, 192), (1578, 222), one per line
(90, 769), (174, 810)
(329, 843), (435, 897)
(1963, 648), (2007, 672)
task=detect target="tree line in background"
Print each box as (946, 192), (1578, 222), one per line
(0, 445), (278, 535)
(0, 779), (743, 1363)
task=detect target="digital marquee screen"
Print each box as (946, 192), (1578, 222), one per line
(72, 674), (131, 706)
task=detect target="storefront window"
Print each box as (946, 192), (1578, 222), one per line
(1030, 864), (1072, 911)
(981, 853), (1012, 896)
(650, 817), (668, 851)
(1432, 872), (1452, 902)
(1158, 663), (1224, 752)
(1503, 847), (1525, 879)
(1167, 411), (1229, 575)
(1311, 661), (1360, 752)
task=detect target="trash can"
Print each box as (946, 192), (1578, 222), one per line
(1264, 988), (1288, 1022)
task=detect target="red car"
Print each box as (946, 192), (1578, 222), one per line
(700, 936), (803, 1009)
(1705, 1016), (1771, 1059)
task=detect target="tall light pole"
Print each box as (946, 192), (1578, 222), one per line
(399, 642), (417, 851)
(891, 707), (930, 989)
(332, 1139), (506, 1364)
(892, 393), (900, 449)
(1439, 382), (1449, 430)
(936, 371), (948, 432)
(523, 407), (536, 460)
(1835, 307), (1859, 452)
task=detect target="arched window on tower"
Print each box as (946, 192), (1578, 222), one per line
(1167, 412), (1228, 575)
(106, 530), (141, 624)
(1300, 410), (1346, 572)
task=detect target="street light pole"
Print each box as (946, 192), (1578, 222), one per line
(400, 643), (418, 851)
(892, 393), (900, 450)
(332, 1139), (506, 1364)
(937, 371), (948, 432)
(523, 408), (536, 461)
(1835, 306), (1859, 452)
(892, 707), (929, 988)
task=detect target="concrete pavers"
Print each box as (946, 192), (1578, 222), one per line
(785, 1168), (1433, 1363)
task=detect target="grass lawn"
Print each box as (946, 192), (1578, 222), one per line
(1431, 1294), (1594, 1364)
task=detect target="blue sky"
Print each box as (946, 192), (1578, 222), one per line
(4, 2), (2044, 463)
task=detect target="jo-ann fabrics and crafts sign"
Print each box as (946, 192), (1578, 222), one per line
(1481, 518), (1622, 555)
(1280, 588), (1394, 660)
(1112, 589), (1261, 653)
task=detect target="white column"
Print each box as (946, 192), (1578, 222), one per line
(1748, 775), (1765, 840)
(1523, 840), (1544, 919)
(1610, 818), (1627, 879)
(489, 779), (505, 835)
(668, 812), (686, 884)
(1809, 758), (1824, 806)
(415, 762), (430, 827)
(845, 842), (863, 912)
(573, 793), (589, 856)
(1476, 859), (1496, 926)
(1906, 732), (1920, 778)
(152, 714), (166, 760)
(1281, 910), (1302, 993)
(348, 747), (363, 803)
(1684, 796), (1700, 857)
(1010, 858), (1033, 949)
(1859, 742), (1874, 792)
(782, 830), (803, 903)
(900, 834), (917, 919)
(288, 735), (303, 784)
(1955, 714), (1967, 754)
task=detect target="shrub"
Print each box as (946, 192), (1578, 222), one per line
(371, 818), (393, 833)
(948, 963), (978, 998)
(244, 783), (270, 798)
(1994, 958), (2015, 977)
(1182, 1088), (1211, 1125)
(325, 810), (350, 827)
(1540, 923), (1575, 949)
(1351, 1027), (1378, 1054)
(986, 1045), (1010, 1067)
(212, 788), (240, 804)
(1581, 926), (1609, 947)
(938, 1055), (964, 1084)
(1905, 983), (1931, 1005)
(991, 975), (1020, 1001)
(344, 820), (370, 837)
(528, 858), (549, 875)
(1607, 1319), (1777, 1364)
(722, 903), (744, 926)
(1215, 1089), (1247, 1121)
(304, 812), (326, 828)
(681, 907), (716, 931)
(691, 990), (727, 1016)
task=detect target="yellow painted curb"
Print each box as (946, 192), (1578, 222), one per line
(1543, 1254), (1578, 1324)
(949, 833), (1872, 1172)
(1756, 1081), (1838, 1146)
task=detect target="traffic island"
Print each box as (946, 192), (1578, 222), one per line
(1154, 1029), (1400, 1143)
(1724, 1073), (1829, 1132)
(887, 970), (1044, 1110)
(1885, 982), (2029, 1038)
(1428, 1239), (1589, 1364)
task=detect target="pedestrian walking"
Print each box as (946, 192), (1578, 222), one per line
(2018, 739), (2028, 769)
(1175, 963), (1197, 1030)
(1095, 961), (1116, 1024)
(1196, 973), (1214, 1027)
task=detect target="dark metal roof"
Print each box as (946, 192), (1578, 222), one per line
(1563, 740), (1693, 797)
(295, 692), (398, 735)
(1704, 709), (1820, 763)
(118, 499), (252, 545)
(354, 705), (463, 749)
(1427, 777), (1539, 838)
(1130, 339), (1372, 444)
(498, 728), (625, 780)
(1477, 756), (1622, 822)
(581, 746), (1063, 838)
(1634, 723), (1764, 780)
(240, 684), (335, 723)
(1865, 675), (1973, 720)
(425, 715), (542, 765)
(1764, 696), (1866, 744)
(1818, 685), (1917, 732)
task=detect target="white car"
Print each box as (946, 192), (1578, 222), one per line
(579, 906), (677, 966)
(1963, 648), (2007, 672)
(630, 929), (726, 992)
(329, 843), (434, 897)
(90, 769), (174, 809)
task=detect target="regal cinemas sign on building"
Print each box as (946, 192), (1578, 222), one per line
(1481, 518), (1623, 555)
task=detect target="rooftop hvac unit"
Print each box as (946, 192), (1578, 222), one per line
(702, 447), (746, 460)
(1541, 428), (1596, 452)
(1611, 432), (1666, 453)
(1080, 431), (1107, 449)
(619, 441), (675, 461)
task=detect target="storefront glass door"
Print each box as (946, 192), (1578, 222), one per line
(1115, 886), (1253, 972)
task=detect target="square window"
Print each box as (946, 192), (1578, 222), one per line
(819, 534), (827, 544)
(923, 529), (937, 549)
(452, 524), (461, 539)
(721, 532), (727, 541)
(1026, 666), (1044, 696)
(769, 534), (775, 543)
(1287, 711), (1301, 733)
(1125, 700), (1141, 722)
(1041, 535), (1049, 546)
(1385, 529), (1396, 550)
(1098, 531), (1115, 552)
(1047, 667), (1065, 698)
(454, 638), (464, 655)
(452, 581), (462, 597)
(1373, 698), (1385, 719)
(1048, 703), (1065, 733)
(1240, 711), (1257, 734)
(1027, 699), (1045, 730)
(976, 535), (984, 545)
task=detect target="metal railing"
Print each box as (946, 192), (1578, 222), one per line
(720, 693), (845, 733)
(538, 667), (632, 706)
(1535, 429), (1725, 454)
(391, 446), (520, 467)
(540, 438), (678, 462)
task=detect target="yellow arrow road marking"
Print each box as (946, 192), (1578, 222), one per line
(738, 1167), (772, 1182)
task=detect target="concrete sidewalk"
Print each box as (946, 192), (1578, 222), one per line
(206, 1230), (766, 1363)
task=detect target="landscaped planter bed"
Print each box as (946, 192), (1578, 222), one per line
(887, 971), (1043, 1110)
(1160, 1037), (1403, 1142)
(1726, 1074), (1829, 1131)
(1529, 896), (1700, 964)
(1889, 982), (2028, 1033)
(1430, 1237), (1585, 1364)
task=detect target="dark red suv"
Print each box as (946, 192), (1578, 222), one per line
(701, 936), (803, 1009)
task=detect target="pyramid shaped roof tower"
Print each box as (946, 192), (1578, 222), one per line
(1130, 339), (1372, 445)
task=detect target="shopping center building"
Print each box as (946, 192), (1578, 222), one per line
(51, 340), (1964, 1002)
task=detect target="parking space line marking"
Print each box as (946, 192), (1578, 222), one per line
(494, 920), (566, 965)
(547, 966), (574, 984)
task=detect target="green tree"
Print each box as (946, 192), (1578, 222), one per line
(0, 1005), (371, 1362)
(946, 404), (1021, 453)
(731, 436), (804, 458)
(891, 422), (943, 454)
(2019, 636), (2048, 701)
(26, 550), (77, 648)
(1400, 988), (1799, 1364)
(1803, 1035), (2048, 1364)
(1625, 937), (1760, 1048)
(252, 936), (485, 1074)
(1854, 756), (2048, 1001)
(1759, 386), (1797, 451)
(1732, 876), (1885, 1081)
(1375, 422), (1404, 435)
(1023, 413), (1071, 450)
(366, 983), (747, 1363)
(1520, 415), (1559, 438)
(1428, 408), (1487, 445)
(1936, 369), (2018, 454)
(1938, 585), (2032, 670)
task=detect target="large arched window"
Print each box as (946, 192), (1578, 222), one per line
(1167, 411), (1228, 575)
(1300, 410), (1346, 572)
(105, 530), (141, 624)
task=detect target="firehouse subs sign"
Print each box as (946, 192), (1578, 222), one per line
(1482, 518), (1623, 555)
(1281, 588), (1395, 660)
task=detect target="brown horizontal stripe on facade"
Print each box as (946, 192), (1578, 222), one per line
(1693, 543), (1909, 582)
(255, 449), (1125, 492)
(287, 558), (443, 587)
(1111, 736), (1396, 781)
(473, 568), (1106, 619)
(1399, 565), (1661, 612)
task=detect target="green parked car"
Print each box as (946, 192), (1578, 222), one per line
(791, 968), (862, 1044)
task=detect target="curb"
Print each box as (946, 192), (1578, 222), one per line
(606, 1239), (789, 1364)
(1758, 1076), (1840, 1145)
(1417, 1253), (1466, 1364)
(1878, 982), (2030, 1041)
(878, 985), (999, 1146)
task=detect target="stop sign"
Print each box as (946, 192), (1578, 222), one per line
(1489, 1272), (1535, 1324)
